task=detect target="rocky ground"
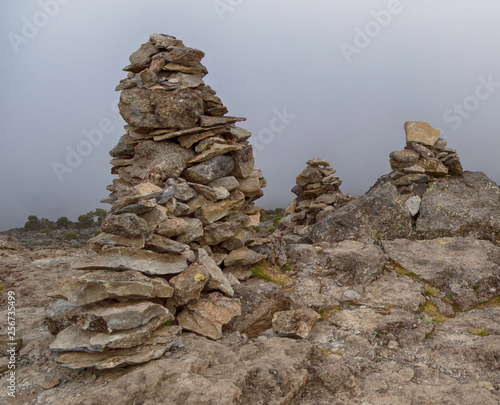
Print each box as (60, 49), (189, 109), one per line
(1, 224), (499, 404)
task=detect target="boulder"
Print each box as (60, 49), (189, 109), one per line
(382, 237), (500, 310)
(309, 177), (413, 243)
(416, 172), (500, 243)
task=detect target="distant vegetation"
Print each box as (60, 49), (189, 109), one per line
(23, 209), (107, 233)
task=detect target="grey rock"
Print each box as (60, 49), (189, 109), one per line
(101, 213), (149, 238)
(209, 176), (240, 192)
(405, 195), (422, 216)
(183, 155), (235, 185)
(417, 172), (500, 242)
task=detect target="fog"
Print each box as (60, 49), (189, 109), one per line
(1, 0), (499, 230)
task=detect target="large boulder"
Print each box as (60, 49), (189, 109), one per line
(309, 177), (413, 243)
(382, 237), (500, 310)
(416, 171), (500, 243)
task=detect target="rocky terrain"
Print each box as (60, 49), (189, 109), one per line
(0, 35), (499, 404)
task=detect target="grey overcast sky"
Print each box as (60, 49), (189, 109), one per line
(1, 0), (500, 230)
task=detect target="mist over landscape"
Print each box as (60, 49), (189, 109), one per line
(2, 0), (500, 230)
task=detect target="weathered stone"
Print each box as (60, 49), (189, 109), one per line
(177, 293), (241, 339)
(48, 270), (173, 306)
(71, 247), (188, 276)
(183, 155), (235, 185)
(230, 145), (255, 178)
(405, 195), (422, 216)
(226, 278), (290, 338)
(188, 182), (219, 201)
(434, 137), (447, 150)
(89, 232), (145, 251)
(390, 149), (420, 164)
(403, 165), (426, 174)
(200, 115), (245, 127)
(197, 248), (234, 296)
(221, 228), (256, 251)
(410, 142), (434, 159)
(123, 140), (195, 184)
(126, 42), (159, 72)
(150, 33), (183, 49)
(48, 301), (173, 334)
(200, 222), (241, 245)
(165, 179), (197, 202)
(50, 313), (170, 353)
(417, 172), (500, 242)
(238, 173), (263, 199)
(163, 72), (203, 89)
(420, 157), (449, 177)
(309, 177), (413, 243)
(194, 136), (227, 153)
(162, 62), (204, 74)
(173, 218), (203, 244)
(404, 121), (441, 146)
(393, 173), (431, 186)
(139, 206), (168, 230)
(209, 176), (239, 192)
(169, 263), (210, 306)
(189, 143), (241, 164)
(112, 199), (157, 215)
(52, 325), (181, 370)
(382, 238), (500, 310)
(162, 46), (205, 67)
(272, 308), (320, 339)
(296, 166), (323, 187)
(119, 88), (203, 132)
(213, 186), (230, 200)
(144, 234), (191, 256)
(228, 126), (251, 142)
(224, 246), (267, 267)
(157, 186), (175, 204)
(177, 125), (229, 148)
(157, 218), (189, 238)
(101, 213), (148, 238)
(306, 158), (330, 167)
(194, 191), (245, 224)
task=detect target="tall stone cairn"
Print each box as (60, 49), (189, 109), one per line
(46, 34), (267, 370)
(389, 121), (463, 187)
(279, 158), (353, 236)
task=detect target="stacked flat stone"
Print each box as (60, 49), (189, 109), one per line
(46, 34), (267, 370)
(389, 121), (464, 188)
(279, 158), (352, 235)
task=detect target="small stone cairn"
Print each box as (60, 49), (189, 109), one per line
(279, 158), (352, 235)
(388, 121), (463, 215)
(46, 34), (268, 369)
(389, 121), (463, 185)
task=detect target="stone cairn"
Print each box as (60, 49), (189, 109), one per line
(279, 158), (352, 236)
(45, 34), (268, 370)
(388, 121), (463, 215)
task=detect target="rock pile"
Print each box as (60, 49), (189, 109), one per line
(389, 121), (463, 188)
(46, 34), (268, 369)
(279, 158), (352, 236)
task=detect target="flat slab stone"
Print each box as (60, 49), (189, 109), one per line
(50, 312), (171, 353)
(47, 301), (173, 334)
(71, 247), (188, 276)
(48, 270), (174, 306)
(52, 325), (181, 370)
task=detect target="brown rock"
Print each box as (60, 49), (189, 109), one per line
(230, 145), (255, 178)
(296, 166), (322, 187)
(197, 248), (234, 296)
(183, 155), (235, 185)
(177, 293), (241, 339)
(169, 263), (210, 306)
(272, 308), (321, 339)
(224, 246), (267, 267)
(404, 121), (441, 146)
(176, 218), (204, 244)
(101, 213), (149, 238)
(157, 218), (189, 238)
